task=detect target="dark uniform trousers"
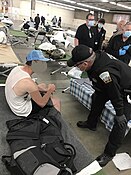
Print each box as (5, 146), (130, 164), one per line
(87, 91), (128, 157)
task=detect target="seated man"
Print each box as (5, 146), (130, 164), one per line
(4, 49), (93, 173)
(106, 22), (131, 64)
(67, 44), (131, 167)
(5, 50), (60, 117)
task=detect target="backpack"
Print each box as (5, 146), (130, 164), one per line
(50, 49), (66, 60)
(2, 114), (77, 175)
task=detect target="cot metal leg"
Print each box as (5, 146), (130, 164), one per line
(0, 67), (13, 77)
(50, 66), (64, 75)
(62, 86), (70, 93)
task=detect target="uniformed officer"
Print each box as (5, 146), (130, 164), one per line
(67, 44), (131, 167)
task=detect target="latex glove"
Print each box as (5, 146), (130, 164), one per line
(122, 45), (131, 50)
(119, 49), (126, 56)
(115, 115), (127, 129)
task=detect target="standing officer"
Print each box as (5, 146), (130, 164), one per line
(74, 13), (95, 50)
(67, 44), (131, 167)
(92, 18), (106, 51)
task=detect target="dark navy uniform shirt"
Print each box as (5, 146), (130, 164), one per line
(75, 23), (95, 50)
(106, 34), (131, 64)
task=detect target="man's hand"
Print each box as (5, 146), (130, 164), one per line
(115, 115), (127, 129)
(122, 45), (131, 50)
(38, 83), (47, 92)
(119, 49), (126, 56)
(47, 84), (56, 93)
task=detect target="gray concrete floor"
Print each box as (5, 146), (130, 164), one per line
(11, 40), (131, 175)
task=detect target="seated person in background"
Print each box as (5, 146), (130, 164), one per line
(106, 22), (131, 64)
(28, 17), (35, 28)
(92, 18), (106, 51)
(5, 50), (60, 117)
(67, 44), (131, 167)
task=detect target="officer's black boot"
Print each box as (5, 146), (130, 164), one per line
(96, 153), (113, 167)
(77, 121), (96, 131)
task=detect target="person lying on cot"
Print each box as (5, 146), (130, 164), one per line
(5, 50), (61, 117)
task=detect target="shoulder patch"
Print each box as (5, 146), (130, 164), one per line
(99, 71), (112, 84)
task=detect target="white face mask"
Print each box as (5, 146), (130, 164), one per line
(123, 31), (131, 38)
(88, 20), (95, 27)
(98, 23), (104, 29)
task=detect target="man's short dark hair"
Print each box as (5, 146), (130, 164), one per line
(98, 18), (105, 25)
(86, 13), (94, 20)
(26, 61), (32, 66)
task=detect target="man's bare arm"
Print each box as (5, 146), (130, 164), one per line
(25, 79), (56, 107)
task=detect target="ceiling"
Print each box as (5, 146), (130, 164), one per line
(40, 0), (131, 13)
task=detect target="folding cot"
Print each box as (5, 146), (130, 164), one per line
(0, 44), (21, 81)
(9, 29), (29, 46)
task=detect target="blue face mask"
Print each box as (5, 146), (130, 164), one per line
(88, 20), (95, 27)
(123, 31), (131, 38)
(98, 23), (104, 29)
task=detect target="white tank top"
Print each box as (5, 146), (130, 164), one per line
(5, 66), (32, 117)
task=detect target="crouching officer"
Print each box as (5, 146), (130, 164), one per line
(67, 44), (131, 167)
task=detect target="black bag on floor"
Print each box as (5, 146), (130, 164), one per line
(2, 113), (77, 175)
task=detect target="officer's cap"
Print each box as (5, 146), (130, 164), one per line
(67, 45), (93, 67)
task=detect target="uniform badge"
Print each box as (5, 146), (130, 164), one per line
(99, 71), (112, 84)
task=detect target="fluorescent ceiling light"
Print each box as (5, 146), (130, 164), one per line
(77, 2), (109, 12)
(117, 3), (131, 10)
(60, 0), (76, 4)
(101, 0), (109, 2)
(75, 7), (89, 12)
(110, 1), (131, 10)
(40, 0), (89, 12)
(109, 2), (116, 5)
(49, 3), (74, 10)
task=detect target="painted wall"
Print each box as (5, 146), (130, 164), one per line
(35, 1), (75, 27)
(0, 0), (116, 37)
